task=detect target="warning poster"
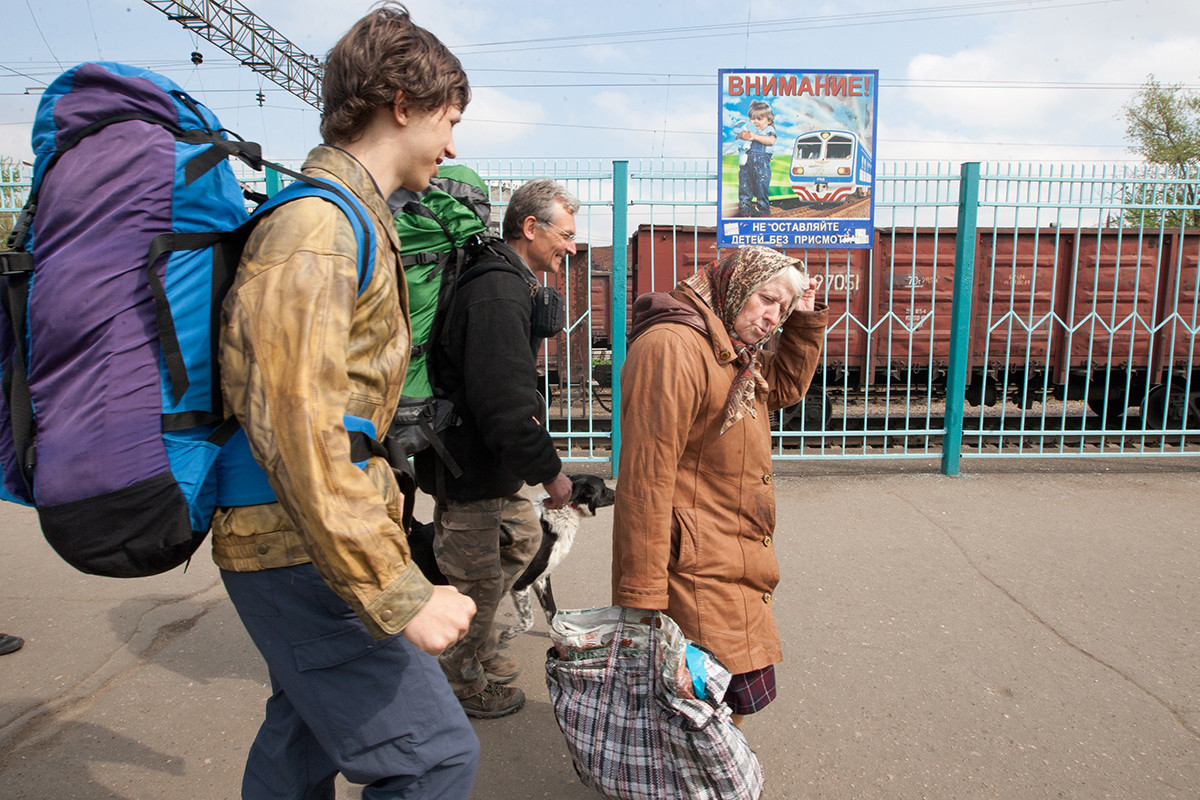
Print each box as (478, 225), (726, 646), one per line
(718, 68), (879, 250)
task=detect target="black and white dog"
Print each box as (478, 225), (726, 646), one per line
(406, 474), (615, 640)
(502, 474), (616, 641)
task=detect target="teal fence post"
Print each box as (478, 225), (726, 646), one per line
(941, 161), (980, 476)
(265, 167), (283, 197)
(610, 160), (629, 477)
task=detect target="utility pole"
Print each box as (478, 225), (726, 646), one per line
(141, 0), (322, 109)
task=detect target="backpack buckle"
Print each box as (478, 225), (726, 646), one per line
(0, 250), (34, 277)
(4, 201), (36, 252)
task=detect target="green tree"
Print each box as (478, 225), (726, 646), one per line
(1116, 75), (1200, 228)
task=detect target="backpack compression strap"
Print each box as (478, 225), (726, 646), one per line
(149, 171), (377, 411)
(0, 110), (265, 494)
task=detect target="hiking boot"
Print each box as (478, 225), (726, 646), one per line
(481, 653), (521, 685)
(0, 634), (24, 656)
(459, 682), (525, 719)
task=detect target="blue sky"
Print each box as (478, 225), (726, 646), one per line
(3, 0), (1198, 167)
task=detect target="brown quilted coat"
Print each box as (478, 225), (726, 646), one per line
(612, 284), (827, 675)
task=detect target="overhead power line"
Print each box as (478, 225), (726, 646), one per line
(451, 0), (1131, 54)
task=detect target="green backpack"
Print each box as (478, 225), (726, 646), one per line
(392, 164), (491, 399)
(386, 164), (501, 481)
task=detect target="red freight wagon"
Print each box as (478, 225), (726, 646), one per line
(544, 244), (616, 388)
(625, 224), (1200, 427)
(871, 228), (959, 391)
(630, 226), (720, 295)
(972, 229), (1062, 406)
(1054, 229), (1162, 418)
(1148, 231), (1200, 425)
(786, 245), (870, 391)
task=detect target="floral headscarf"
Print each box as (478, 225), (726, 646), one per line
(681, 246), (806, 434)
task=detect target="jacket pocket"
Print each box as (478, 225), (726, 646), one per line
(671, 507), (699, 573)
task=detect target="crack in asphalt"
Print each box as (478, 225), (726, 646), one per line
(895, 491), (1200, 743)
(0, 580), (226, 762)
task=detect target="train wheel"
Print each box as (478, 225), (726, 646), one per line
(781, 390), (832, 431)
(1085, 385), (1129, 423)
(1142, 385), (1168, 428)
(966, 376), (1000, 407)
(1142, 384), (1189, 429)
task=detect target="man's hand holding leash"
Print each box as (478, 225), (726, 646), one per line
(542, 471), (573, 509)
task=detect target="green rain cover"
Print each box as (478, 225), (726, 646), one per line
(394, 164), (490, 397)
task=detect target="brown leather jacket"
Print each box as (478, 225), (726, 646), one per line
(612, 285), (827, 674)
(212, 145), (432, 640)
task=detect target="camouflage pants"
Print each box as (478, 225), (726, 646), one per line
(433, 494), (542, 698)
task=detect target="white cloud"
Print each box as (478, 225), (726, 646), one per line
(0, 126), (35, 163)
(454, 87), (548, 154)
(895, 1), (1200, 161)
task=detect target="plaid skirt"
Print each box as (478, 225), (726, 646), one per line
(723, 665), (777, 714)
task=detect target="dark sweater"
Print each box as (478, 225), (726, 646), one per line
(413, 252), (562, 501)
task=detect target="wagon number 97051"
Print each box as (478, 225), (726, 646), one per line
(811, 272), (860, 294)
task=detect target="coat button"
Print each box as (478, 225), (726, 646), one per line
(762, 592), (772, 604)
(719, 350), (732, 360)
(763, 535), (773, 547)
(762, 473), (773, 485)
(380, 609), (393, 622)
(256, 544), (269, 555)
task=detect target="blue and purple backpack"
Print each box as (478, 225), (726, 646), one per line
(0, 62), (375, 578)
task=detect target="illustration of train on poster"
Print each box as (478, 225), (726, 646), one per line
(718, 68), (879, 250)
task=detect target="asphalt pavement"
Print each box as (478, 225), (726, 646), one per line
(2, 459), (1198, 799)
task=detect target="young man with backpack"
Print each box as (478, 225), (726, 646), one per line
(214, 5), (479, 798)
(412, 178), (577, 719)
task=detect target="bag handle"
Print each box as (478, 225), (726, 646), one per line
(601, 609), (670, 797)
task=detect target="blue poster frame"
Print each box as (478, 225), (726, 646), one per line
(717, 68), (879, 250)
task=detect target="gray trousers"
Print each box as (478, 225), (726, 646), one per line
(433, 494), (542, 697)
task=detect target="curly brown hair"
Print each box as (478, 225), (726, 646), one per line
(320, 2), (470, 145)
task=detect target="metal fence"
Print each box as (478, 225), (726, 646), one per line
(3, 158), (1198, 473)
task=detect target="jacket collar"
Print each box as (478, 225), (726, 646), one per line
(673, 284), (740, 366)
(301, 145), (401, 251)
(629, 285), (739, 368)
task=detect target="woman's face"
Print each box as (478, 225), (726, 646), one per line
(732, 274), (794, 344)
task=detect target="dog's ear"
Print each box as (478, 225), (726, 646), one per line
(567, 474), (590, 504)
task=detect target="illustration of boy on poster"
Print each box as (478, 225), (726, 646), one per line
(718, 68), (879, 250)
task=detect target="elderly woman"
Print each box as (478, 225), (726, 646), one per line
(612, 245), (827, 726)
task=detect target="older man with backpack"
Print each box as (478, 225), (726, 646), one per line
(411, 178), (578, 719)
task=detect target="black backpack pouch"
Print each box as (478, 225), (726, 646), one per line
(531, 286), (565, 339)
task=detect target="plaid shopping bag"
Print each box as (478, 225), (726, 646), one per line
(545, 607), (764, 800)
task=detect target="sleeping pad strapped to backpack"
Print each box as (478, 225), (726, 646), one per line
(0, 62), (376, 578)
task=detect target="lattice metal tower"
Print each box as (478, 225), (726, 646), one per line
(141, 0), (323, 109)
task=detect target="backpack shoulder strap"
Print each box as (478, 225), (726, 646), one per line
(148, 171), (378, 408)
(456, 238), (535, 288)
(248, 173), (378, 294)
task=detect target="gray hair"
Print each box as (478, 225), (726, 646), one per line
(773, 263), (809, 297)
(502, 178), (580, 241)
